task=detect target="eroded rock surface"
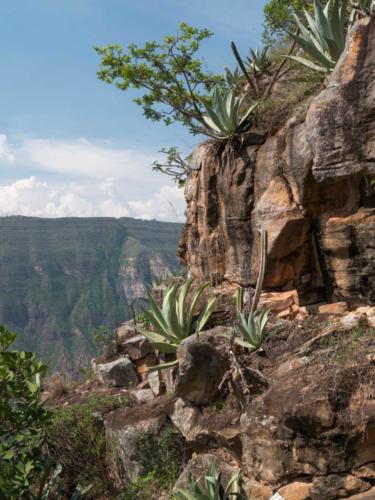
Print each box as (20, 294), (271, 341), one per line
(179, 17), (375, 307)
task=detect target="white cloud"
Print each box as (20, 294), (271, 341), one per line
(0, 134), (15, 162)
(128, 185), (186, 222)
(0, 176), (185, 221)
(19, 137), (156, 180)
(0, 133), (187, 221)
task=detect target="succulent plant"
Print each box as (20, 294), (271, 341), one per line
(201, 86), (258, 139)
(137, 278), (217, 369)
(288, 0), (348, 73)
(234, 309), (270, 350)
(246, 46), (272, 75)
(223, 66), (244, 89)
(350, 0), (375, 22)
(172, 466), (243, 500)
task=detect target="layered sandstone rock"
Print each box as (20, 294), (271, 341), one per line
(179, 17), (375, 307)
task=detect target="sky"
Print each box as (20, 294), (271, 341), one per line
(0, 0), (267, 222)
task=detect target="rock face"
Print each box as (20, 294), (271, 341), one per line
(179, 17), (375, 307)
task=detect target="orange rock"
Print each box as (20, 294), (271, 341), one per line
(318, 302), (348, 315)
(259, 290), (299, 314)
(278, 481), (313, 500)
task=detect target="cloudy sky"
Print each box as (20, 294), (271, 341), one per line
(0, 0), (266, 222)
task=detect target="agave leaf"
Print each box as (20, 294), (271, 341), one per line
(312, 0), (333, 41)
(186, 282), (209, 333)
(195, 295), (217, 333)
(149, 358), (179, 371)
(164, 283), (185, 340)
(287, 54), (329, 72)
(139, 307), (175, 340)
(172, 490), (196, 500)
(216, 90), (232, 133)
(289, 26), (334, 68)
(225, 470), (241, 495)
(233, 337), (257, 350)
(136, 327), (175, 345)
(145, 288), (169, 333)
(177, 277), (193, 331)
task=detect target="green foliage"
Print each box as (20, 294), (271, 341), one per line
(46, 393), (129, 496)
(123, 427), (184, 499)
(234, 309), (270, 350)
(350, 0), (375, 22)
(223, 67), (244, 89)
(39, 464), (93, 500)
(288, 0), (348, 73)
(152, 147), (191, 187)
(246, 46), (272, 75)
(264, 0), (312, 34)
(93, 325), (116, 356)
(172, 466), (243, 500)
(0, 326), (51, 498)
(95, 23), (223, 136)
(137, 278), (217, 367)
(201, 86), (258, 139)
(0, 217), (181, 373)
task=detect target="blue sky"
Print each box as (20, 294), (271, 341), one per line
(0, 0), (267, 221)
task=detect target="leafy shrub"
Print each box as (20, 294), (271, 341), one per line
(172, 466), (243, 500)
(46, 393), (129, 497)
(93, 325), (117, 357)
(152, 147), (191, 187)
(123, 426), (184, 499)
(0, 326), (51, 498)
(137, 278), (217, 369)
(95, 23), (223, 137)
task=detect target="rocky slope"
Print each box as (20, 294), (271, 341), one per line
(179, 16), (375, 308)
(0, 216), (181, 373)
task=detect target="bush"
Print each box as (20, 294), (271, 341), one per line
(46, 393), (130, 497)
(0, 325), (51, 498)
(123, 426), (185, 499)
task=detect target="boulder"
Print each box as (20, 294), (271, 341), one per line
(174, 334), (230, 405)
(311, 474), (371, 499)
(116, 320), (138, 343)
(277, 481), (313, 500)
(318, 302), (349, 315)
(92, 357), (138, 388)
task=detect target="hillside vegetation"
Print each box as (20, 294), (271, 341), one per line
(0, 216), (181, 373)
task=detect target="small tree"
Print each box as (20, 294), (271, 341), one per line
(264, 0), (312, 34)
(95, 22), (223, 136)
(0, 326), (50, 497)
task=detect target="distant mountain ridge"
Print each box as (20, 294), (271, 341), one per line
(0, 216), (182, 373)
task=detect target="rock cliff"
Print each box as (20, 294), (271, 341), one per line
(179, 16), (375, 308)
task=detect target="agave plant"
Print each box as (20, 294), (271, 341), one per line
(289, 0), (348, 73)
(201, 86), (258, 139)
(223, 66), (244, 89)
(172, 466), (243, 500)
(350, 0), (374, 22)
(234, 309), (270, 351)
(246, 46), (272, 75)
(137, 278), (217, 369)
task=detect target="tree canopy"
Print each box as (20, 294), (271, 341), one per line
(95, 22), (223, 136)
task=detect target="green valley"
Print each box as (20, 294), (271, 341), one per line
(0, 216), (181, 373)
